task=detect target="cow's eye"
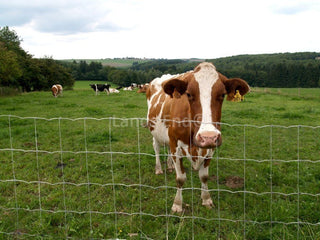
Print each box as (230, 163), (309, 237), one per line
(186, 92), (193, 101)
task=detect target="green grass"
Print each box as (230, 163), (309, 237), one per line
(0, 84), (320, 239)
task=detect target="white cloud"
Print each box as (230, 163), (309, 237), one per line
(2, 0), (319, 59)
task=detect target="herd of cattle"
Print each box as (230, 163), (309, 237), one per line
(88, 83), (149, 95)
(51, 62), (250, 213)
(51, 83), (148, 97)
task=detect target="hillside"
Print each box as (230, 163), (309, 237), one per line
(208, 52), (320, 87)
(60, 52), (320, 88)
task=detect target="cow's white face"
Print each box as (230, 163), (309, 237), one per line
(178, 62), (224, 148)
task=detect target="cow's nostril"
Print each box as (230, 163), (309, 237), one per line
(197, 133), (206, 143)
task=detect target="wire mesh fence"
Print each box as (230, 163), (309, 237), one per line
(0, 115), (320, 239)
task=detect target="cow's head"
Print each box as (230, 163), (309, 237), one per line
(163, 62), (250, 148)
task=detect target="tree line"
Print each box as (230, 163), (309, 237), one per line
(0, 27), (74, 93)
(60, 60), (167, 87)
(1, 26), (319, 94)
(60, 59), (201, 87)
(69, 55), (319, 88)
(210, 53), (320, 88)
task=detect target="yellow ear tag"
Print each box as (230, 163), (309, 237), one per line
(233, 90), (242, 102)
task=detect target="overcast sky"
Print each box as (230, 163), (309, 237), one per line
(1, 0), (319, 59)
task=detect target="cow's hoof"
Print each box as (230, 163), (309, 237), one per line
(171, 204), (183, 213)
(167, 167), (174, 173)
(155, 169), (163, 175)
(202, 199), (214, 209)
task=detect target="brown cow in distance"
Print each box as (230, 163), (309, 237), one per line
(146, 62), (250, 213)
(51, 84), (63, 97)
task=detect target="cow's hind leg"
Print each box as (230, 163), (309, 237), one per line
(199, 159), (213, 208)
(153, 138), (163, 175)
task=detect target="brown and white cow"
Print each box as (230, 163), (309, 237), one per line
(146, 62), (250, 213)
(51, 84), (63, 97)
(137, 83), (149, 93)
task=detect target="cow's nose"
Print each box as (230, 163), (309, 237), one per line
(197, 131), (222, 148)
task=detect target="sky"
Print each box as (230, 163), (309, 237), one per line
(0, 0), (319, 60)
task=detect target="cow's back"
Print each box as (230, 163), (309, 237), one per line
(147, 75), (177, 145)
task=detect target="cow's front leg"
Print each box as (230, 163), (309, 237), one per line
(153, 138), (163, 174)
(167, 149), (174, 173)
(199, 159), (213, 208)
(172, 155), (186, 213)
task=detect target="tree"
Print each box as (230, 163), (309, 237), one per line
(0, 26), (75, 92)
(0, 26), (27, 57)
(0, 42), (23, 87)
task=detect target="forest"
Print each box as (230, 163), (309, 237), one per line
(211, 53), (320, 87)
(0, 27), (74, 93)
(1, 26), (320, 95)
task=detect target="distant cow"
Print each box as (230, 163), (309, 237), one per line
(124, 83), (139, 91)
(109, 88), (120, 93)
(146, 62), (250, 212)
(137, 83), (149, 93)
(51, 84), (63, 97)
(123, 86), (134, 91)
(90, 84), (111, 95)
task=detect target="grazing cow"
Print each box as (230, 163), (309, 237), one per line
(90, 84), (111, 95)
(51, 84), (63, 97)
(146, 62), (250, 213)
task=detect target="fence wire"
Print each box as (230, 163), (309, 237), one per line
(0, 115), (320, 239)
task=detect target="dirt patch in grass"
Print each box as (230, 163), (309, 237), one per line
(225, 176), (244, 189)
(210, 175), (244, 189)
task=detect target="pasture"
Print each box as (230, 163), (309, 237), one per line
(0, 82), (320, 239)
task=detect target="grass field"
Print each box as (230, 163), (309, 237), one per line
(0, 83), (320, 239)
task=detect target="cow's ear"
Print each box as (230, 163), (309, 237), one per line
(224, 78), (250, 101)
(163, 79), (188, 98)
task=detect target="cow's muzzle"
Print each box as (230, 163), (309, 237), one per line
(195, 131), (222, 148)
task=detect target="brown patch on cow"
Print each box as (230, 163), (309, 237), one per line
(148, 91), (169, 131)
(176, 177), (185, 188)
(201, 175), (209, 184)
(163, 79), (188, 98)
(173, 88), (182, 98)
(146, 84), (157, 100)
(204, 157), (211, 168)
(193, 64), (202, 73)
(225, 176), (244, 189)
